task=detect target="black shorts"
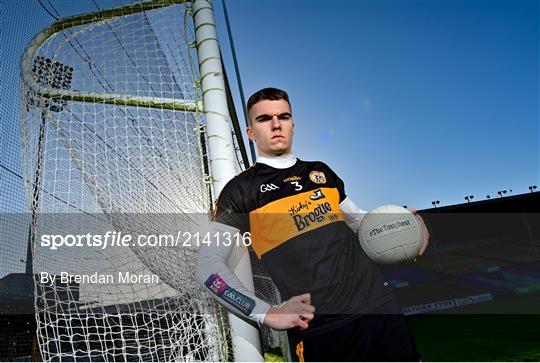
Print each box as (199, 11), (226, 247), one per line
(292, 301), (421, 362)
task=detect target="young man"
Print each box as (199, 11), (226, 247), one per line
(195, 87), (429, 361)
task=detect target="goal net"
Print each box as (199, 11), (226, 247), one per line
(19, 0), (235, 360)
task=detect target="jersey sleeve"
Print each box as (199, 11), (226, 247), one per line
(339, 197), (368, 233)
(319, 163), (369, 232)
(194, 220), (271, 327)
(211, 177), (250, 232)
(320, 162), (347, 203)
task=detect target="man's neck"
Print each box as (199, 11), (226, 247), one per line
(257, 153), (297, 169)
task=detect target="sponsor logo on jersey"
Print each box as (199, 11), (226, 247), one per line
(284, 189), (338, 232)
(309, 188), (325, 200)
(249, 187), (343, 256)
(260, 183), (279, 193)
(291, 201), (333, 232)
(288, 200), (312, 215)
(309, 171), (327, 184)
(283, 175), (302, 183)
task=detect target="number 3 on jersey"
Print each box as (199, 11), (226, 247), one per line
(291, 181), (303, 191)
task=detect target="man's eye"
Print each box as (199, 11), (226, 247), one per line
(279, 115), (291, 120)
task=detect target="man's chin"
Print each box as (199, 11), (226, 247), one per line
(268, 149), (290, 156)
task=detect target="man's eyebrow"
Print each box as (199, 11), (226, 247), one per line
(254, 114), (271, 121)
(254, 112), (292, 121)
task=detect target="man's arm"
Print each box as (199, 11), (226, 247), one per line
(339, 197), (368, 233)
(322, 162), (367, 232)
(194, 221), (271, 327)
(194, 221), (315, 330)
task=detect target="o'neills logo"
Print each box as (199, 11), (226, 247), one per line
(292, 202), (332, 232)
(283, 175), (301, 183)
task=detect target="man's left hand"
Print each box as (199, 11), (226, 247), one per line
(409, 209), (430, 256)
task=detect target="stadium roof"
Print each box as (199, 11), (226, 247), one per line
(420, 191), (540, 213)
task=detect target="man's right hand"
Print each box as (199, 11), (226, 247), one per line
(263, 293), (315, 331)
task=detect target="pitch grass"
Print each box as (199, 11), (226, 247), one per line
(407, 292), (540, 361)
(408, 314), (540, 361)
(264, 293), (540, 361)
(265, 315), (540, 362)
(264, 347), (285, 362)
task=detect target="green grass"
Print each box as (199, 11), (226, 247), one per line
(409, 314), (540, 361)
(264, 347), (285, 362)
(263, 293), (540, 361)
(266, 314), (540, 361)
(407, 293), (540, 361)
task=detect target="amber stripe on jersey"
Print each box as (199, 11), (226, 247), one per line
(296, 341), (305, 362)
(249, 187), (344, 257)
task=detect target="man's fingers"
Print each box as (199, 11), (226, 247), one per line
(300, 312), (314, 322)
(419, 227), (430, 255)
(413, 213), (430, 256)
(302, 304), (315, 313)
(299, 293), (311, 304)
(419, 235), (430, 255)
(296, 317), (309, 330)
(414, 213), (426, 225)
(290, 293), (311, 304)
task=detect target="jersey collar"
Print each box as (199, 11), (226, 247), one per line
(256, 153), (297, 169)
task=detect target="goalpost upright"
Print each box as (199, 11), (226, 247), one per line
(191, 0), (264, 361)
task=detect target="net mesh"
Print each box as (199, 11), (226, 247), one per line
(19, 1), (231, 361)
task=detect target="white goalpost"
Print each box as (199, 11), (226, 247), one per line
(19, 0), (261, 361)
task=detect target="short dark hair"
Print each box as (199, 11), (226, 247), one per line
(246, 87), (291, 123)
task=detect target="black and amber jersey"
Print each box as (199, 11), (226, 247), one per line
(212, 158), (394, 338)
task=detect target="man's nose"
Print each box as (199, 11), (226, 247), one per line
(271, 115), (281, 129)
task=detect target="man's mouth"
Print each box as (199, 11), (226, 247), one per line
(272, 135), (284, 139)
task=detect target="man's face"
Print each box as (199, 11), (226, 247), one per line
(247, 99), (294, 157)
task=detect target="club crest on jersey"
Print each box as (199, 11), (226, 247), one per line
(260, 183), (280, 193)
(309, 189), (325, 200)
(309, 171), (327, 184)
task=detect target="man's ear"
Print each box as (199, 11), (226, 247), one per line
(246, 126), (255, 141)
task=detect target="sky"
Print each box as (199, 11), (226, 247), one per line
(1, 0), (539, 214)
(212, 0), (539, 210)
